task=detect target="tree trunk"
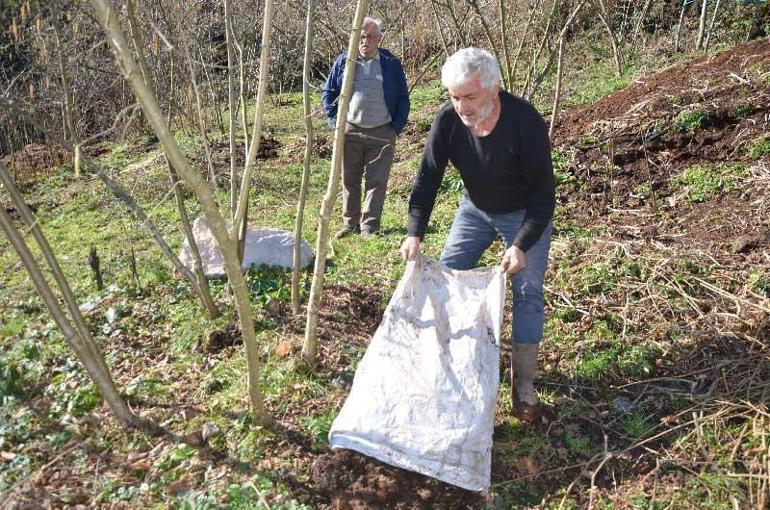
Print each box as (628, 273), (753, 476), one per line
(596, 0), (624, 76)
(179, 31), (218, 190)
(521, 0), (560, 97)
(166, 53), (220, 319)
(510, 0), (544, 89)
(89, 0), (268, 423)
(498, 0), (513, 91)
(169, 162), (221, 318)
(0, 167), (143, 429)
(631, 0), (654, 43)
(527, 0), (585, 107)
(52, 13), (80, 178)
(549, 35), (566, 140)
(429, 0), (451, 56)
(126, 0), (154, 90)
(302, 0), (370, 368)
(675, 0), (688, 52)
(225, 0), (238, 221)
(466, 0), (507, 90)
(696, 0), (708, 49)
(234, 0), (276, 261)
(292, 0), (318, 314)
(704, 0), (721, 49)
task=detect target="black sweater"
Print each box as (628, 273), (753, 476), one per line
(407, 90), (556, 252)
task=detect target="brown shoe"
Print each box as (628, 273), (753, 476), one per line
(335, 225), (359, 239)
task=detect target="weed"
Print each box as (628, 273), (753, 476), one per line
(552, 150), (578, 190)
(750, 272), (770, 297)
(414, 118), (432, 133)
(671, 163), (746, 203)
(223, 475), (312, 509)
(733, 102), (754, 120)
(564, 424), (592, 456)
(578, 264), (617, 297)
(438, 167), (464, 194)
(674, 109), (708, 133)
(46, 361), (101, 419)
(237, 429), (267, 464)
(301, 409), (338, 451)
(246, 265), (294, 306)
(617, 344), (656, 378)
(409, 80), (446, 112)
(0, 356), (24, 401)
(748, 136), (770, 158)
(573, 348), (616, 381)
(621, 410), (653, 441)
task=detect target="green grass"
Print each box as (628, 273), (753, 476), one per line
(674, 109), (708, 133)
(671, 163), (747, 203)
(748, 136), (770, 158)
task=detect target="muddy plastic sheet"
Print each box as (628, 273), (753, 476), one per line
(329, 255), (504, 492)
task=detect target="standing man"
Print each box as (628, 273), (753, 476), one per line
(399, 48), (555, 422)
(322, 17), (410, 238)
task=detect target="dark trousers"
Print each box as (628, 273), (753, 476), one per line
(342, 122), (396, 233)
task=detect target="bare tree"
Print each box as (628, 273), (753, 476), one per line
(234, 0), (276, 262)
(675, 0), (689, 52)
(302, 0), (370, 368)
(225, 0), (238, 222)
(595, 0), (624, 77)
(0, 163), (144, 429)
(88, 0), (270, 423)
(291, 0), (318, 314)
(50, 10), (82, 177)
(696, 0), (708, 49)
(703, 0), (722, 50)
(550, 35), (566, 140)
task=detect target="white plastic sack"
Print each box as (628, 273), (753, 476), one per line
(329, 255), (505, 492)
(178, 217), (313, 278)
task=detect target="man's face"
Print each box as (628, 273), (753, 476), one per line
(447, 76), (498, 128)
(359, 27), (381, 58)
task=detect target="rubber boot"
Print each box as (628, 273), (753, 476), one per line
(512, 343), (540, 422)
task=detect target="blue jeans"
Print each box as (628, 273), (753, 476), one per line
(440, 195), (552, 345)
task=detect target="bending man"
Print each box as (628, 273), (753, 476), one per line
(400, 48), (555, 421)
(322, 17), (410, 238)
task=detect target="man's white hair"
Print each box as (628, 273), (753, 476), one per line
(362, 17), (382, 36)
(441, 48), (501, 92)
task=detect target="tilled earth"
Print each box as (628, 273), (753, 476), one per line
(553, 38), (770, 259)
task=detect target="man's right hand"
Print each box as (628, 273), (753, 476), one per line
(399, 236), (421, 261)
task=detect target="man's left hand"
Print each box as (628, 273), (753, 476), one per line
(501, 245), (527, 274)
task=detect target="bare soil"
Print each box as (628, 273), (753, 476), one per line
(553, 39), (770, 257)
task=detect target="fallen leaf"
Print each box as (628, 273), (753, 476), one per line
(165, 476), (194, 495)
(274, 340), (294, 357)
(517, 456), (540, 475)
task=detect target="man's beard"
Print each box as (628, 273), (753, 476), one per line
(460, 99), (495, 128)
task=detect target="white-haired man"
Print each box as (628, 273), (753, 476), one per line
(400, 48), (555, 422)
(322, 17), (410, 238)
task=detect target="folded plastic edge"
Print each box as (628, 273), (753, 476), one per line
(328, 432), (489, 493)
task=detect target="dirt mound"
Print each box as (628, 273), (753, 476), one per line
(553, 39), (770, 256)
(310, 449), (485, 509)
(285, 134), (333, 161)
(1, 144), (70, 188)
(557, 39), (770, 141)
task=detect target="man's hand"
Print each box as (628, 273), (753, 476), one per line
(501, 245), (527, 274)
(400, 236), (422, 261)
